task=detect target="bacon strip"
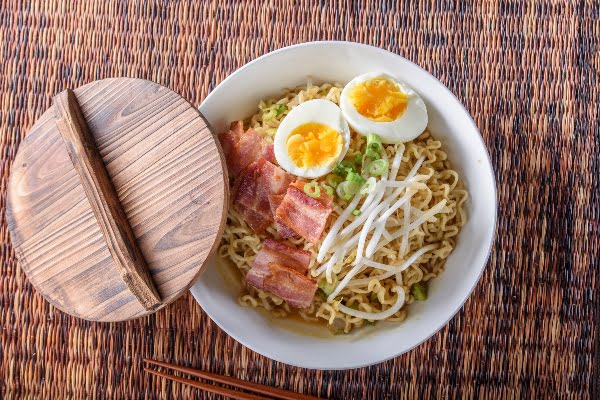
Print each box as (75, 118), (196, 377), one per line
(275, 184), (334, 243)
(268, 194), (298, 239)
(260, 159), (293, 196)
(218, 121), (275, 178)
(246, 239), (315, 308)
(234, 161), (269, 232)
(246, 262), (317, 308)
(253, 239), (311, 273)
(234, 159), (294, 233)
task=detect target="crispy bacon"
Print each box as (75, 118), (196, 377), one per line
(259, 159), (293, 195)
(234, 159), (294, 233)
(246, 262), (317, 308)
(275, 184), (334, 243)
(268, 194), (298, 239)
(234, 161), (269, 232)
(246, 239), (315, 308)
(219, 121), (275, 178)
(253, 239), (311, 273)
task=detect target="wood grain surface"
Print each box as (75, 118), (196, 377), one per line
(53, 88), (162, 311)
(6, 78), (228, 322)
(0, 1), (598, 399)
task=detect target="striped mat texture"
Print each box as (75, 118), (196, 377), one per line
(1, 1), (598, 399)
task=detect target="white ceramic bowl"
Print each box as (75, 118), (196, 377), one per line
(191, 41), (496, 370)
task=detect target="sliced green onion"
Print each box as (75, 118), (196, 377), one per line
(361, 156), (371, 173)
(365, 147), (381, 160)
(367, 133), (380, 142)
(412, 282), (428, 301)
(262, 104), (286, 121)
(332, 163), (349, 177)
(335, 167), (368, 200)
(369, 292), (380, 303)
(332, 160), (357, 177)
(321, 184), (334, 196)
(326, 174), (344, 188)
(340, 160), (355, 170)
(318, 274), (339, 296)
(368, 158), (388, 176)
(354, 153), (363, 165)
(346, 171), (366, 186)
(275, 104), (286, 115)
(336, 181), (355, 201)
(346, 302), (359, 310)
(360, 177), (377, 195)
(352, 209), (361, 216)
(350, 182), (362, 192)
(304, 182), (321, 198)
(262, 109), (276, 121)
(367, 133), (383, 152)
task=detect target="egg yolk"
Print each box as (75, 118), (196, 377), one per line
(286, 123), (343, 168)
(349, 78), (408, 122)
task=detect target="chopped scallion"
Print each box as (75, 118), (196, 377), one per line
(354, 153), (363, 165)
(368, 158), (388, 176)
(303, 182), (321, 198)
(275, 104), (286, 115)
(262, 104), (286, 121)
(367, 133), (383, 152)
(346, 171), (366, 186)
(326, 174), (344, 188)
(318, 275), (339, 296)
(352, 209), (361, 216)
(336, 181), (354, 201)
(332, 160), (357, 177)
(340, 160), (355, 170)
(412, 282), (428, 301)
(360, 177), (377, 195)
(365, 147), (381, 160)
(332, 163), (349, 177)
(321, 184), (334, 196)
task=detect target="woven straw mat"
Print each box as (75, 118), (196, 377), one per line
(1, 1), (598, 399)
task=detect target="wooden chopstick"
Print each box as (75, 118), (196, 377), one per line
(144, 367), (267, 400)
(144, 358), (321, 400)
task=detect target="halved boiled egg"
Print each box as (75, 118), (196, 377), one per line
(274, 99), (350, 178)
(340, 72), (428, 144)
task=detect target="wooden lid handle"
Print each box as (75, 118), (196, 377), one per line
(53, 89), (162, 311)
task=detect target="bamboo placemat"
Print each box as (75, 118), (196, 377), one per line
(1, 1), (598, 398)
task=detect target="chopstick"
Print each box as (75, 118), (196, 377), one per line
(144, 358), (321, 400)
(144, 367), (266, 400)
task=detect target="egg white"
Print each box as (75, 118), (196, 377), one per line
(274, 99), (350, 178)
(340, 72), (428, 144)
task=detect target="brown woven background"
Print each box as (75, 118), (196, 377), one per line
(1, 0), (598, 398)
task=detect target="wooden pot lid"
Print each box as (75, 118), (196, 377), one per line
(6, 78), (228, 322)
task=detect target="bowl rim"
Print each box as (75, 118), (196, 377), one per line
(196, 40), (498, 369)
